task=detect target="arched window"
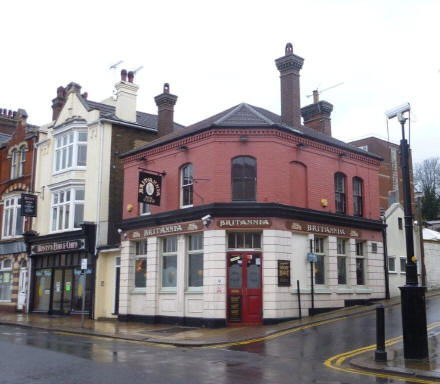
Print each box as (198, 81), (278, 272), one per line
(19, 145), (26, 177)
(10, 149), (17, 179)
(334, 172), (346, 214)
(181, 164), (193, 208)
(353, 177), (363, 217)
(231, 156), (256, 201)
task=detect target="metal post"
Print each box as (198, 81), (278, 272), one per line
(398, 115), (429, 359)
(416, 196), (427, 286)
(375, 304), (387, 362)
(80, 273), (86, 328)
(381, 213), (390, 300)
(296, 280), (302, 319)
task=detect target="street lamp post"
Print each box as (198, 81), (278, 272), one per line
(386, 103), (428, 359)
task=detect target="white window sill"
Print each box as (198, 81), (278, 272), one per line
(181, 205), (193, 209)
(185, 288), (203, 294)
(159, 288), (177, 294)
(355, 287), (372, 294)
(291, 288), (311, 294)
(52, 167), (86, 176)
(388, 271), (398, 274)
(335, 287), (354, 294)
(50, 227), (82, 234)
(0, 300), (12, 303)
(1, 235), (23, 240)
(314, 287), (332, 294)
(130, 288), (147, 295)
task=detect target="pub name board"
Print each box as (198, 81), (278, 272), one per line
(278, 260), (291, 287)
(31, 239), (86, 255)
(138, 172), (162, 206)
(21, 193), (37, 217)
(217, 219), (272, 228)
(286, 221), (360, 238)
(128, 221), (203, 240)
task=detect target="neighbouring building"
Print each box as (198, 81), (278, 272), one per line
(25, 71), (183, 318)
(348, 136), (415, 212)
(0, 108), (38, 312)
(385, 203), (440, 296)
(118, 44), (386, 327)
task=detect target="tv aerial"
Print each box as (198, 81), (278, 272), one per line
(307, 82), (344, 103)
(109, 60), (124, 70)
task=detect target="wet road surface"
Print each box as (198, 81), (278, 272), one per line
(1, 296), (440, 384)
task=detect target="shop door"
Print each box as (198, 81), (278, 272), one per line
(227, 252), (262, 324)
(34, 270), (51, 311)
(52, 269), (63, 313)
(17, 267), (27, 311)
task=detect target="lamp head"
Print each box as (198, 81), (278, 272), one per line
(385, 103), (410, 119)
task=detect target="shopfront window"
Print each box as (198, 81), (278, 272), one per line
(356, 241), (366, 285)
(337, 238), (347, 285)
(0, 259), (12, 301)
(162, 236), (177, 288)
(314, 237), (325, 285)
(187, 233), (203, 288)
(135, 240), (147, 289)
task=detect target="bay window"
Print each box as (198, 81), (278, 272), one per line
(2, 195), (24, 238)
(54, 131), (87, 172)
(51, 188), (84, 232)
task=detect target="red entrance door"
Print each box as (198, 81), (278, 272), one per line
(227, 252), (262, 324)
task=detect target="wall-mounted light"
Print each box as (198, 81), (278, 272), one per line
(127, 203), (133, 212)
(339, 152), (347, 158)
(138, 156), (147, 162)
(178, 145), (188, 151)
(239, 135), (249, 142)
(320, 198), (328, 208)
(297, 142), (305, 149)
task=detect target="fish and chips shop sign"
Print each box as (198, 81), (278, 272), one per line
(31, 239), (86, 255)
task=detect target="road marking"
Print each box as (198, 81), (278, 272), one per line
(324, 322), (440, 384)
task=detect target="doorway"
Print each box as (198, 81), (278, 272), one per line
(227, 252), (262, 324)
(17, 260), (28, 311)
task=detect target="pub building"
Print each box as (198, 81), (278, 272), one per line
(24, 223), (95, 314)
(118, 44), (385, 327)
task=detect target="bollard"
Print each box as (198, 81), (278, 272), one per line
(375, 304), (387, 362)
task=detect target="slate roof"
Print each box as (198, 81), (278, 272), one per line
(121, 103), (381, 160)
(80, 98), (185, 131)
(0, 133), (12, 143)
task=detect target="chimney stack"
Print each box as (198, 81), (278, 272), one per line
(154, 83), (177, 137)
(275, 43), (304, 128)
(51, 86), (66, 121)
(115, 69), (138, 123)
(301, 92), (333, 136)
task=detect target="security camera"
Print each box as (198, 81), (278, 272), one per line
(117, 228), (123, 234)
(385, 103), (410, 119)
(201, 214), (212, 225)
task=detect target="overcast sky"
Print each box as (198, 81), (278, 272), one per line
(2, 0), (438, 163)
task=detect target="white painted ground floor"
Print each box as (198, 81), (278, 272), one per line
(98, 217), (386, 327)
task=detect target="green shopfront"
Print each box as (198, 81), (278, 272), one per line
(25, 223), (96, 316)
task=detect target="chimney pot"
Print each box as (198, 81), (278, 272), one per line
(154, 83), (178, 137)
(82, 92), (88, 100)
(121, 69), (127, 81)
(128, 71), (134, 83)
(275, 43), (304, 128)
(301, 100), (333, 136)
(12, 111), (17, 118)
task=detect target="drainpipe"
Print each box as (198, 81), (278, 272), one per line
(95, 120), (104, 255)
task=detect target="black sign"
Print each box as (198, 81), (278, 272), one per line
(229, 295), (241, 322)
(278, 260), (291, 287)
(138, 172), (162, 206)
(21, 193), (37, 217)
(31, 239), (86, 255)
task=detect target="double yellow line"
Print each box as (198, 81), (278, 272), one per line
(324, 321), (440, 384)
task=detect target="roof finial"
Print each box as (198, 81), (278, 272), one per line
(285, 42), (293, 55)
(164, 83), (170, 94)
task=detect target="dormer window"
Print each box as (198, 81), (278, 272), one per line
(54, 131), (87, 173)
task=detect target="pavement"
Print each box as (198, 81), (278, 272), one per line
(1, 292), (440, 382)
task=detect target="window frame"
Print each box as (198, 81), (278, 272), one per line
(336, 238), (347, 285)
(134, 240), (147, 290)
(50, 187), (85, 233)
(314, 237), (326, 285)
(227, 232), (261, 250)
(2, 195), (24, 239)
(388, 256), (396, 273)
(19, 145), (26, 177)
(161, 236), (178, 290)
(0, 258), (12, 302)
(355, 240), (366, 285)
(53, 130), (88, 174)
(353, 177), (363, 217)
(231, 156), (257, 201)
(180, 163), (194, 208)
(334, 172), (346, 214)
(140, 203), (151, 216)
(187, 233), (204, 291)
(10, 149), (18, 179)
(400, 257), (406, 274)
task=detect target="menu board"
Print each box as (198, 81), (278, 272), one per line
(229, 295), (241, 322)
(278, 260), (291, 287)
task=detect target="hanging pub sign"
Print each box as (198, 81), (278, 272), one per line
(278, 260), (291, 287)
(21, 193), (37, 217)
(138, 172), (162, 206)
